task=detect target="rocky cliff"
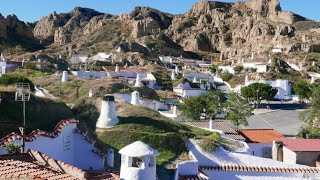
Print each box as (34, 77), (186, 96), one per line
(2, 0), (320, 64)
(0, 14), (39, 52)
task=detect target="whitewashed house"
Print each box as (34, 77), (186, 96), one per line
(273, 139), (320, 167)
(89, 53), (112, 62)
(0, 119), (108, 170)
(238, 129), (285, 158)
(243, 62), (268, 73)
(70, 55), (88, 64)
(218, 65), (235, 74)
(175, 138), (320, 180)
(173, 82), (207, 98)
(235, 78), (292, 100)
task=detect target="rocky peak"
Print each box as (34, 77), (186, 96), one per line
(71, 7), (103, 18)
(246, 0), (281, 17)
(34, 7), (107, 45)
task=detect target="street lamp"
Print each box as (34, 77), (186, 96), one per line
(15, 82), (31, 153)
(256, 89), (259, 110)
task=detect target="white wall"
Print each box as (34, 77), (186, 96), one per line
(218, 66), (235, 74)
(282, 146), (297, 165)
(244, 79), (291, 100)
(0, 123), (104, 170)
(113, 94), (169, 110)
(247, 143), (272, 158)
(71, 71), (107, 78)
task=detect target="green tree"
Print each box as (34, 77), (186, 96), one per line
(241, 83), (278, 102)
(225, 93), (254, 130)
(293, 80), (313, 100)
(299, 87), (320, 127)
(234, 66), (244, 74)
(221, 73), (234, 82)
(180, 92), (224, 120)
(209, 64), (217, 73)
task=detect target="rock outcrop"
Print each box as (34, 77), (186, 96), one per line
(33, 7), (112, 45)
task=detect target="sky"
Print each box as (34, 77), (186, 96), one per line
(0, 0), (318, 23)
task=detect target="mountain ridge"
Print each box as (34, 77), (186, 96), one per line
(0, 0), (320, 65)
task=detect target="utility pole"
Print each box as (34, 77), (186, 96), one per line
(15, 82), (30, 153)
(256, 89), (259, 110)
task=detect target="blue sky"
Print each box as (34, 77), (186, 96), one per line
(0, 0), (318, 22)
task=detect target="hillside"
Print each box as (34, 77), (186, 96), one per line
(0, 92), (73, 137)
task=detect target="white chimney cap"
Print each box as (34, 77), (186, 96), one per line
(119, 141), (160, 157)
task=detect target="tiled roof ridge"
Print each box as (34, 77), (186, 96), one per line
(0, 119), (78, 146)
(29, 149), (87, 179)
(199, 165), (320, 173)
(237, 129), (275, 131)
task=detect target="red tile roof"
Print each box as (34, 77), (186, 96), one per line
(237, 129), (285, 143)
(279, 138), (320, 152)
(0, 119), (78, 146)
(0, 150), (85, 180)
(199, 165), (320, 173)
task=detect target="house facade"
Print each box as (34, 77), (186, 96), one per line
(0, 119), (107, 170)
(273, 139), (320, 167)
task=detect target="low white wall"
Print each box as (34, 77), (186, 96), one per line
(71, 71), (107, 78)
(247, 143), (272, 158)
(282, 146), (297, 165)
(113, 94), (169, 110)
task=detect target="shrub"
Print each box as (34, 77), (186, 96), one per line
(198, 133), (222, 152)
(221, 73), (234, 82)
(234, 66), (244, 74)
(5, 144), (21, 154)
(0, 74), (35, 91)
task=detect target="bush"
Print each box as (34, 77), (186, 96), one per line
(0, 74), (35, 91)
(234, 66), (244, 74)
(221, 73), (234, 82)
(5, 144), (21, 154)
(198, 133), (222, 152)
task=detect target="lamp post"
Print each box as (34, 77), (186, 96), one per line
(256, 89), (259, 110)
(15, 82), (31, 153)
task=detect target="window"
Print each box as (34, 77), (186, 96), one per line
(132, 157), (143, 168)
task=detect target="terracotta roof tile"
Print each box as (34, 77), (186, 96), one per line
(237, 129), (285, 143)
(278, 138), (320, 152)
(0, 150), (83, 180)
(0, 119), (78, 146)
(199, 165), (320, 173)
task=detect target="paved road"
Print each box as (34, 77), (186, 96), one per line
(239, 109), (306, 137)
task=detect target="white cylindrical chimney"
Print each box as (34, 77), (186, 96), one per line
(96, 96), (119, 128)
(115, 64), (120, 73)
(175, 66), (179, 74)
(135, 74), (143, 87)
(131, 91), (141, 105)
(311, 76), (315, 84)
(106, 148), (114, 168)
(209, 120), (215, 130)
(171, 70), (176, 80)
(173, 105), (177, 116)
(193, 77), (197, 83)
(61, 71), (68, 82)
(245, 74), (250, 85)
(89, 89), (93, 97)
